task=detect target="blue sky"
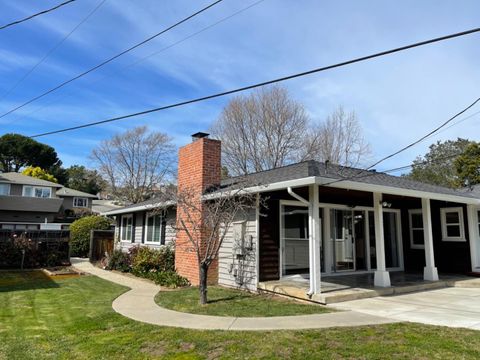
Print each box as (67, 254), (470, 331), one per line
(1, 0), (479, 172)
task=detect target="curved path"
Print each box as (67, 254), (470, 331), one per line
(71, 258), (397, 331)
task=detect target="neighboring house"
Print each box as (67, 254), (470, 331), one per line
(91, 199), (123, 215)
(103, 133), (480, 296)
(0, 172), (97, 230)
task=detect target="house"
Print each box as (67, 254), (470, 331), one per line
(103, 133), (480, 299)
(0, 172), (97, 230)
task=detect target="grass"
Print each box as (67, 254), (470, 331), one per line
(155, 286), (332, 317)
(1, 271), (480, 359)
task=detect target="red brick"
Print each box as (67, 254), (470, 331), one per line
(175, 137), (221, 285)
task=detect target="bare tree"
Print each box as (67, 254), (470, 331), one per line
(211, 87), (371, 174)
(303, 106), (371, 167)
(91, 126), (175, 203)
(211, 86), (309, 175)
(171, 183), (261, 305)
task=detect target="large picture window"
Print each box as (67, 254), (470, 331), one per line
(23, 186), (51, 198)
(408, 209), (424, 249)
(440, 207), (465, 242)
(120, 214), (133, 242)
(145, 213), (165, 244)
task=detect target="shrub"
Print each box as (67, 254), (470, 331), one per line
(146, 270), (190, 288)
(130, 245), (175, 276)
(69, 216), (111, 257)
(106, 249), (131, 272)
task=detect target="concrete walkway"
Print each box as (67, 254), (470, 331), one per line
(331, 286), (480, 330)
(71, 258), (396, 331)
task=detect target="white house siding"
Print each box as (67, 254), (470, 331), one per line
(218, 208), (258, 291)
(115, 210), (176, 251)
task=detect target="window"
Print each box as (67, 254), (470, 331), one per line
(120, 215), (133, 242)
(145, 213), (165, 244)
(408, 209), (424, 249)
(73, 197), (88, 208)
(23, 186), (51, 198)
(0, 183), (10, 195)
(440, 207), (465, 242)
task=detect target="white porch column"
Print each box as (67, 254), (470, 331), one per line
(308, 184), (321, 294)
(467, 205), (480, 271)
(373, 192), (391, 287)
(421, 198), (439, 281)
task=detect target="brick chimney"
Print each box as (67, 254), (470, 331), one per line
(175, 132), (221, 285)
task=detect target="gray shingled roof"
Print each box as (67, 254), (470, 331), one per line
(56, 187), (98, 198)
(220, 160), (479, 200)
(0, 172), (63, 188)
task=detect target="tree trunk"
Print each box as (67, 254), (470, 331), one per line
(199, 262), (209, 305)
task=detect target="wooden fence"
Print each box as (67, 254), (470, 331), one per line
(89, 230), (114, 262)
(0, 229), (70, 269)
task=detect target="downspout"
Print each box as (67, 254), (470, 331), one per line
(287, 187), (308, 205)
(287, 187), (314, 297)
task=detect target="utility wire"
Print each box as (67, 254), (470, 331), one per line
(0, 0), (77, 31)
(0, 0), (225, 120)
(0, 0), (108, 102)
(29, 26), (480, 138)
(3, 0), (265, 126)
(320, 96), (480, 187)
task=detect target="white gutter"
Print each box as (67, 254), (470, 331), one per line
(101, 200), (175, 216)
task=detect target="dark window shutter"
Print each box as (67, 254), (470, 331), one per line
(131, 213), (136, 243)
(161, 217), (166, 245)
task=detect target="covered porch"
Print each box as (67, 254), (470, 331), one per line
(256, 178), (480, 302)
(258, 271), (478, 304)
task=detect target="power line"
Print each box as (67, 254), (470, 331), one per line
(0, 0), (77, 31)
(29, 26), (480, 138)
(3, 0), (266, 126)
(320, 96), (480, 187)
(0, 0), (225, 120)
(0, 0), (108, 102)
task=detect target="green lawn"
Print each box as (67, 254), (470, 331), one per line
(155, 286), (332, 317)
(1, 271), (480, 359)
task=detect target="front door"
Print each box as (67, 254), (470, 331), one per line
(330, 209), (367, 272)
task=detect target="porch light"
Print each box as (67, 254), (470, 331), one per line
(381, 201), (392, 208)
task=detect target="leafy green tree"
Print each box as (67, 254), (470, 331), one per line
(407, 138), (475, 188)
(69, 215), (112, 257)
(454, 143), (480, 187)
(22, 166), (58, 183)
(0, 133), (61, 172)
(66, 165), (106, 194)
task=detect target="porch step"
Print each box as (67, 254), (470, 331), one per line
(313, 280), (450, 305)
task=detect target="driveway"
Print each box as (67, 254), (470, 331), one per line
(331, 287), (480, 330)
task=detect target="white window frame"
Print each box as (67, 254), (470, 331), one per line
(144, 213), (164, 245)
(408, 209), (425, 249)
(440, 207), (466, 242)
(22, 185), (52, 198)
(120, 214), (133, 242)
(73, 197), (88, 208)
(0, 183), (10, 196)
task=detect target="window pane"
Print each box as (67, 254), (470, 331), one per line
(411, 213), (423, 229)
(446, 225), (460, 237)
(283, 206), (308, 239)
(24, 186), (32, 196)
(0, 184), (9, 195)
(412, 229), (424, 245)
(146, 216), (154, 241)
(445, 211), (459, 224)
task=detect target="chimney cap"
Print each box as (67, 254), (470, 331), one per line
(191, 132), (210, 141)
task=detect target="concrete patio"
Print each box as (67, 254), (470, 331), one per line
(258, 272), (480, 304)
